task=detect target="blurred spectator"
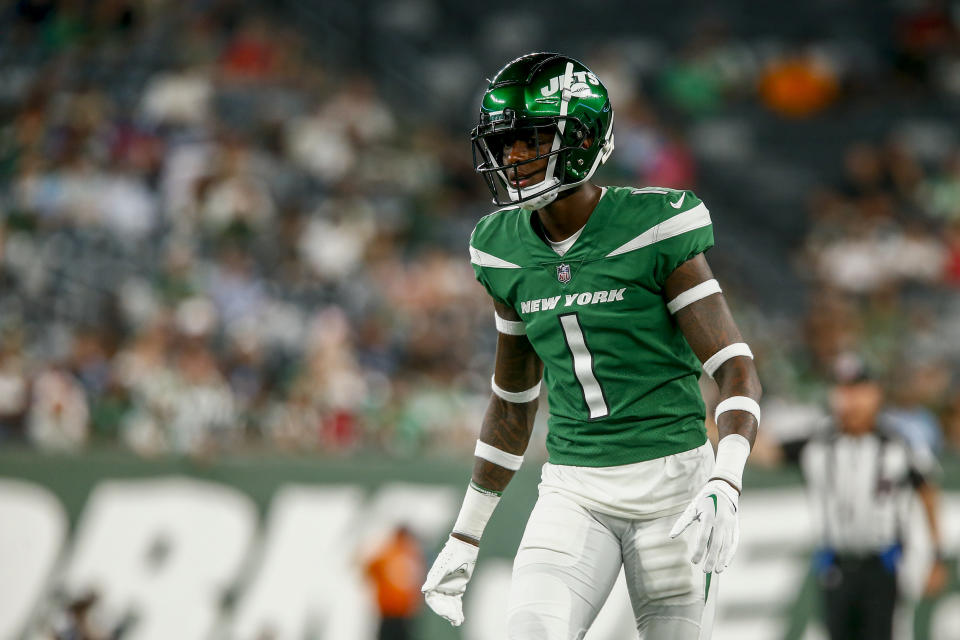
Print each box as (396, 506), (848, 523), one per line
(0, 336), (30, 441)
(610, 97), (698, 188)
(943, 221), (960, 284)
(205, 245), (266, 326)
(27, 366), (89, 451)
(140, 65), (213, 126)
(0, 0), (959, 462)
(298, 196), (377, 282)
(658, 48), (725, 116)
(759, 49), (839, 118)
(892, 0), (958, 87)
(220, 16), (280, 81)
(198, 140), (276, 232)
(364, 526), (426, 640)
(656, 16), (758, 117)
(920, 151), (960, 222)
(285, 78), (396, 184)
(166, 343), (238, 454)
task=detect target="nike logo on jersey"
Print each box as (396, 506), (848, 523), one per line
(670, 193), (686, 209)
(520, 288), (625, 314)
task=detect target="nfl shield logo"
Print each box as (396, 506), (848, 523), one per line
(556, 263), (571, 284)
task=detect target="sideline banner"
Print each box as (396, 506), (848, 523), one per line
(0, 450), (957, 640)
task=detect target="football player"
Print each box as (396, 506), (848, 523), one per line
(421, 52), (762, 639)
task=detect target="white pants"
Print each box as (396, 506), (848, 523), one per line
(506, 444), (716, 640)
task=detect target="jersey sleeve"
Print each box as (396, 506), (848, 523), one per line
(469, 228), (512, 307)
(652, 190), (715, 286)
(470, 260), (509, 306)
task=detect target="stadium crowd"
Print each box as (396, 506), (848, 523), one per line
(752, 135), (960, 462)
(2, 0), (960, 462)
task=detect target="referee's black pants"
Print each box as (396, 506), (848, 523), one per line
(819, 554), (898, 640)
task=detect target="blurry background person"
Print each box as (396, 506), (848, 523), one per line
(800, 355), (948, 640)
(364, 526), (426, 640)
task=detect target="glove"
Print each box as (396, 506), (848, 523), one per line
(669, 478), (740, 574)
(421, 536), (479, 626)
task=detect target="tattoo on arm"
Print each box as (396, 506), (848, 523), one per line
(666, 254), (763, 445)
(474, 301), (542, 492)
(474, 396), (539, 490)
(451, 302), (541, 546)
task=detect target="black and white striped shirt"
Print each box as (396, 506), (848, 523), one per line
(801, 427), (936, 554)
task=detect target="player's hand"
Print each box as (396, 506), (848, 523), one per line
(669, 478), (740, 574)
(421, 536), (479, 626)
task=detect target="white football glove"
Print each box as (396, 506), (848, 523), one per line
(669, 478), (740, 574)
(421, 536), (479, 626)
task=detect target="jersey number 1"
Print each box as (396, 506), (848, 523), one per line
(559, 313), (610, 419)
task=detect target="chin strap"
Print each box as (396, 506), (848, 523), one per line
(516, 178), (561, 210)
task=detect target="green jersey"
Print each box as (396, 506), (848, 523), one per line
(470, 186), (714, 467)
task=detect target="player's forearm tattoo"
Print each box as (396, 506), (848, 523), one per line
(679, 295), (761, 443)
(666, 254), (762, 445)
(473, 396), (538, 491)
(471, 321), (542, 493)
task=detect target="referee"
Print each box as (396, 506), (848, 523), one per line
(799, 356), (947, 640)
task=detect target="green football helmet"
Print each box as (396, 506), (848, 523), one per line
(471, 52), (615, 210)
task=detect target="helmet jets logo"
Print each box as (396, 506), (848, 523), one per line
(472, 53), (615, 209)
(540, 71), (600, 97)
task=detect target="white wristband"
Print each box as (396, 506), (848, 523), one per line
(495, 313), (526, 335)
(711, 434), (751, 493)
(715, 396), (761, 425)
(475, 440), (524, 470)
(491, 375), (541, 403)
(452, 483), (501, 540)
(703, 343), (753, 377)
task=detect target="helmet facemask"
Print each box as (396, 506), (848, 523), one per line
(471, 113), (591, 211)
(473, 54), (615, 211)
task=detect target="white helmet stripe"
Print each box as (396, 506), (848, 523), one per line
(543, 61), (574, 185)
